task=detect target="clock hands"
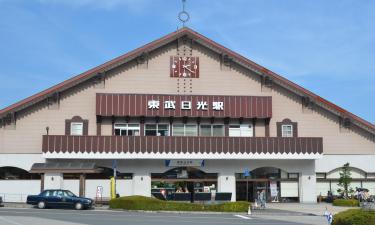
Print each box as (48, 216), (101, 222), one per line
(182, 64), (195, 74)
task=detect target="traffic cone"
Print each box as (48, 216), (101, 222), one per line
(248, 205), (252, 215)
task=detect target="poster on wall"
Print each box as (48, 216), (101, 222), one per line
(270, 181), (278, 197)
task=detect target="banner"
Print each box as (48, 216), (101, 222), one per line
(165, 159), (204, 167)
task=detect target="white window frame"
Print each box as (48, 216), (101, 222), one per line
(199, 124), (225, 136)
(114, 123), (140, 136)
(144, 123), (170, 136)
(228, 124), (253, 137)
(70, 122), (83, 136)
(281, 124), (293, 137)
(172, 124), (198, 136)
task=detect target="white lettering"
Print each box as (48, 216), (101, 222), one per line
(148, 100), (160, 109)
(164, 100), (176, 109)
(197, 101), (208, 110)
(181, 101), (192, 110)
(212, 101), (224, 110)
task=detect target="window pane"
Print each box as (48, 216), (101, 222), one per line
(173, 124), (185, 136)
(212, 125), (224, 136)
(200, 125), (212, 136)
(145, 124), (157, 136)
(229, 125), (240, 137)
(157, 124), (169, 136)
(185, 125), (197, 136)
(120, 130), (126, 136)
(240, 124), (252, 137)
(282, 125), (293, 137)
(145, 130), (157, 136)
(128, 124), (140, 129)
(145, 124), (157, 130)
(114, 124), (127, 128)
(71, 123), (83, 135)
(115, 129), (121, 136)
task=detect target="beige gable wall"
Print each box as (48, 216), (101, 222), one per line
(0, 42), (374, 154)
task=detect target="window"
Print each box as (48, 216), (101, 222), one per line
(281, 125), (293, 137)
(172, 124), (198, 136)
(145, 124), (169, 136)
(316, 173), (327, 179)
(70, 122), (83, 135)
(229, 124), (253, 137)
(200, 125), (224, 136)
(114, 124), (140, 136)
(288, 173), (299, 179)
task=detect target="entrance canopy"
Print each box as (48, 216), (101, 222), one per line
(29, 162), (103, 174)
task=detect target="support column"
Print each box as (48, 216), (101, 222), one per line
(40, 174), (45, 192)
(132, 172), (151, 197)
(79, 174), (86, 197)
(299, 160), (317, 203)
(44, 172), (63, 190)
(218, 173), (236, 202)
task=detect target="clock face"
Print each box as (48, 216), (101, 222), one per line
(170, 56), (199, 78)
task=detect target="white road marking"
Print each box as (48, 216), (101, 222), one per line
(234, 214), (252, 220)
(0, 216), (25, 225)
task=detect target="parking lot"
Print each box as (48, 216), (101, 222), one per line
(0, 207), (327, 225)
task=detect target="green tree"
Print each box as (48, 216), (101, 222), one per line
(337, 163), (352, 198)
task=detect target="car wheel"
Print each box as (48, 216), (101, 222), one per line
(37, 201), (46, 209)
(75, 202), (83, 210)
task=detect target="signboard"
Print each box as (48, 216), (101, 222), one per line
(270, 181), (278, 197)
(96, 186), (103, 198)
(165, 159), (205, 167)
(243, 168), (250, 177)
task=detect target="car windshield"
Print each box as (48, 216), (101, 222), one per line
(64, 190), (76, 197)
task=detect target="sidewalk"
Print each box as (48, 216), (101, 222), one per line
(263, 202), (358, 215)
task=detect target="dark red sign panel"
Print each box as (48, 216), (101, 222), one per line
(96, 93), (272, 118)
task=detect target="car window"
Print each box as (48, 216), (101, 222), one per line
(64, 190), (75, 197)
(57, 191), (64, 197)
(42, 191), (52, 197)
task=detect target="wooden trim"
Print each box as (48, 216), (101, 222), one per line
(40, 174), (45, 192)
(265, 118), (270, 137)
(96, 116), (102, 135)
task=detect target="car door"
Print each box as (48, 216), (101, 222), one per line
(62, 190), (75, 208)
(50, 190), (67, 208)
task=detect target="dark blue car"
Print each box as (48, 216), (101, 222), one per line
(27, 189), (94, 210)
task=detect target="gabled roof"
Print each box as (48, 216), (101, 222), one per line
(0, 27), (374, 134)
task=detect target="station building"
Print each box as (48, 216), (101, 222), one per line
(0, 28), (374, 203)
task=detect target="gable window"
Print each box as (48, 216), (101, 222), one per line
(229, 124), (253, 137)
(172, 124), (197, 136)
(277, 119), (298, 137)
(65, 116), (88, 135)
(114, 124), (140, 136)
(70, 122), (83, 135)
(200, 124), (224, 136)
(281, 125), (293, 137)
(145, 124), (169, 136)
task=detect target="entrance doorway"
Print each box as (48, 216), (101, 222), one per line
(236, 167), (299, 202)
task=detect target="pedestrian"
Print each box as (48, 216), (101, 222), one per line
(260, 189), (266, 209)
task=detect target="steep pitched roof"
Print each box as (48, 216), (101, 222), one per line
(0, 27), (374, 134)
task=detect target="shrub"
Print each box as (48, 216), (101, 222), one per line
(109, 196), (250, 212)
(333, 199), (359, 207)
(332, 209), (375, 225)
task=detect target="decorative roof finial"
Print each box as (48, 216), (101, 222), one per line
(178, 0), (190, 27)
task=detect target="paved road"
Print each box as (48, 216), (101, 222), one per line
(0, 208), (326, 225)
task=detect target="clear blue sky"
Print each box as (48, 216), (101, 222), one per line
(0, 0), (374, 124)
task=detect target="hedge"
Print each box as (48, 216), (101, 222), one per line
(332, 209), (375, 225)
(109, 196), (250, 212)
(333, 199), (359, 207)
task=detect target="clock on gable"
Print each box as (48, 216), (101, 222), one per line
(170, 56), (199, 78)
